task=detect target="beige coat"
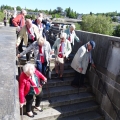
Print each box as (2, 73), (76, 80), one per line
(52, 38), (72, 63)
(71, 44), (93, 74)
(17, 24), (40, 46)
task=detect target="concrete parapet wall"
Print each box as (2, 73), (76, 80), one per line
(75, 30), (120, 120)
(0, 26), (20, 120)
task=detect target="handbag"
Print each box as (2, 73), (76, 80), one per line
(35, 86), (42, 96)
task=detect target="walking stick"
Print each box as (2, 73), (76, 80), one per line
(45, 63), (51, 101)
(78, 74), (81, 94)
(21, 107), (23, 120)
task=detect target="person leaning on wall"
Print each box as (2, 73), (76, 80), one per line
(19, 63), (47, 118)
(12, 9), (27, 52)
(71, 40), (96, 88)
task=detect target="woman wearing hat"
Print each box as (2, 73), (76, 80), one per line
(71, 40), (96, 88)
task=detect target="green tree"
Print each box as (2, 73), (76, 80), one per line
(25, 14), (31, 19)
(49, 9), (52, 14)
(81, 15), (113, 35)
(112, 17), (118, 22)
(56, 7), (63, 13)
(75, 23), (81, 30)
(113, 25), (120, 37)
(34, 8), (38, 12)
(16, 6), (22, 11)
(0, 11), (5, 22)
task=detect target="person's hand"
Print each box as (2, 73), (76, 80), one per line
(80, 40), (82, 44)
(20, 103), (24, 108)
(63, 54), (66, 58)
(44, 78), (47, 83)
(50, 50), (54, 54)
(17, 54), (20, 58)
(16, 26), (21, 32)
(79, 68), (83, 72)
(16, 44), (19, 47)
(91, 64), (96, 68)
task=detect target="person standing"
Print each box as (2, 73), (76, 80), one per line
(71, 40), (96, 88)
(33, 17), (46, 38)
(17, 37), (51, 76)
(13, 9), (27, 52)
(52, 32), (72, 81)
(64, 24), (80, 48)
(16, 19), (40, 61)
(19, 63), (47, 117)
(3, 17), (7, 26)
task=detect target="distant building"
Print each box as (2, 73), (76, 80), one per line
(4, 10), (52, 19)
(77, 14), (83, 20)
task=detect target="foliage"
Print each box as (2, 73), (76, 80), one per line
(56, 7), (63, 13)
(0, 11), (5, 22)
(65, 7), (77, 18)
(112, 17), (118, 22)
(52, 13), (61, 18)
(81, 15), (113, 35)
(1, 5), (13, 11)
(113, 25), (120, 37)
(16, 6), (22, 11)
(25, 15), (31, 19)
(34, 8), (39, 12)
(75, 23), (81, 30)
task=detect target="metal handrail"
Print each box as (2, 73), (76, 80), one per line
(94, 67), (120, 120)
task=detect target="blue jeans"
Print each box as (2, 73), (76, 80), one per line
(36, 61), (47, 76)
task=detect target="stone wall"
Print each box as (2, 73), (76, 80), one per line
(0, 26), (20, 120)
(75, 30), (120, 120)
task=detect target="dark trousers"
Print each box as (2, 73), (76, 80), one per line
(18, 39), (23, 53)
(36, 61), (47, 76)
(71, 71), (85, 87)
(17, 32), (24, 53)
(4, 22), (6, 26)
(25, 91), (43, 112)
(26, 39), (34, 61)
(45, 31), (49, 40)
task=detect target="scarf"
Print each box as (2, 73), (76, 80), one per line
(39, 46), (44, 63)
(26, 26), (35, 41)
(58, 42), (65, 58)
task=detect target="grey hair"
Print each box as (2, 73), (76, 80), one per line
(38, 37), (45, 45)
(25, 19), (32, 24)
(37, 17), (43, 22)
(38, 13), (43, 18)
(70, 24), (75, 30)
(60, 32), (67, 39)
(23, 63), (35, 74)
(21, 9), (27, 15)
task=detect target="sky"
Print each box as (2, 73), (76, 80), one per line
(0, 0), (120, 14)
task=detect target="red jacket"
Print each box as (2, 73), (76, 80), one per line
(12, 14), (25, 27)
(19, 69), (46, 104)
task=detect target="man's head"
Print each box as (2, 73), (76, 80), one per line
(21, 9), (27, 16)
(60, 32), (67, 42)
(37, 17), (42, 24)
(70, 24), (75, 32)
(87, 40), (95, 51)
(38, 37), (45, 46)
(25, 19), (32, 29)
(38, 13), (43, 18)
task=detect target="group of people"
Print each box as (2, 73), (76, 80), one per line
(14, 9), (96, 118)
